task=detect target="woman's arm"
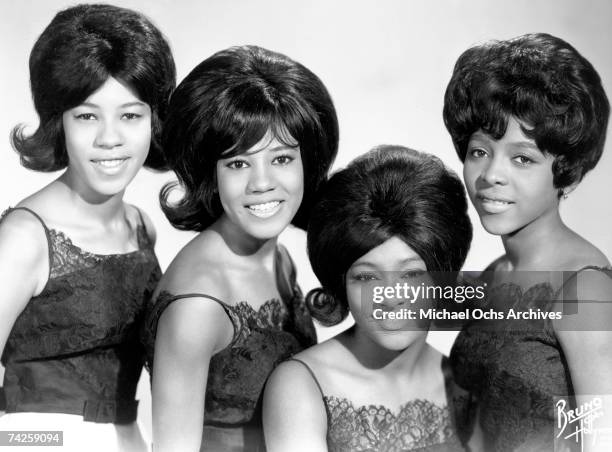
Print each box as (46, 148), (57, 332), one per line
(555, 269), (612, 452)
(151, 295), (232, 452)
(0, 211), (48, 364)
(263, 360), (328, 452)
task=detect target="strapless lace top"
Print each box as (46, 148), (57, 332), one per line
(290, 357), (464, 452)
(450, 267), (612, 452)
(143, 246), (317, 427)
(1, 206), (160, 423)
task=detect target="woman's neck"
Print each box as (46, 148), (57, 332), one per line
(213, 215), (278, 265)
(342, 325), (429, 378)
(501, 206), (569, 270)
(56, 174), (126, 226)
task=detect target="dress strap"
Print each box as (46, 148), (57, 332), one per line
(441, 355), (453, 401)
(286, 358), (325, 398)
(164, 292), (230, 308)
(130, 205), (151, 249)
(133, 205), (146, 230)
(555, 265), (612, 300)
(145, 291), (240, 353)
(275, 244), (297, 302)
(1, 207), (53, 280)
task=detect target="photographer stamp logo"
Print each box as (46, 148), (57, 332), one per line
(555, 396), (612, 451)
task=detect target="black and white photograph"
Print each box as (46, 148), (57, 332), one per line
(0, 1), (611, 451)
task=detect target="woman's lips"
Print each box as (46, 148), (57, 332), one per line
(91, 157), (130, 175)
(246, 201), (282, 218)
(476, 194), (514, 214)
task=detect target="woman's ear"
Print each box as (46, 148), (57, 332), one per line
(560, 182), (579, 199)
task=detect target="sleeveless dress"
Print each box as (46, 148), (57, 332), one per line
(143, 245), (317, 452)
(0, 206), (161, 451)
(289, 357), (464, 452)
(450, 267), (612, 452)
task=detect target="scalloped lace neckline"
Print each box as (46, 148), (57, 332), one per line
(49, 225), (146, 258)
(324, 394), (449, 419)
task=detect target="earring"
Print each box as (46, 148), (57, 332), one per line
(562, 190), (569, 199)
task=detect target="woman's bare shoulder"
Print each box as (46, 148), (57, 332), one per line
(156, 229), (231, 300)
(560, 232), (610, 270)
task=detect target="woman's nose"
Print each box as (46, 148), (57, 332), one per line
(247, 162), (275, 193)
(480, 155), (508, 185)
(94, 119), (123, 149)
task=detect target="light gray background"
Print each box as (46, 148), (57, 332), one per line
(2, 0), (611, 441)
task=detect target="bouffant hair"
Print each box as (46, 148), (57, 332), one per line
(443, 33), (609, 189)
(12, 3), (176, 171)
(160, 45), (339, 231)
(306, 146), (472, 326)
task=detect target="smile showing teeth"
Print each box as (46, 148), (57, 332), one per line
(92, 158), (128, 168)
(246, 201), (281, 218)
(478, 195), (513, 214)
(481, 196), (511, 205)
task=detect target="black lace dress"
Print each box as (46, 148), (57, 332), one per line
(1, 206), (160, 423)
(290, 357), (464, 452)
(450, 267), (612, 452)
(143, 245), (317, 452)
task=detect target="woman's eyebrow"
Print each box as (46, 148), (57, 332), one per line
(509, 141), (539, 151)
(269, 145), (299, 152)
(76, 101), (146, 108)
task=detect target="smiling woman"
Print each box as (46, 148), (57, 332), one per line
(0, 3), (176, 452)
(141, 45), (338, 452)
(443, 33), (612, 452)
(61, 78), (153, 200)
(216, 132), (304, 241)
(263, 146), (472, 452)
(463, 117), (560, 236)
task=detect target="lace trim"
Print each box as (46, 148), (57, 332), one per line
(449, 268), (612, 451)
(228, 298), (289, 347)
(143, 291), (301, 372)
(325, 395), (457, 451)
(477, 267), (612, 310)
(48, 225), (150, 280)
(148, 292), (291, 349)
(0, 207), (151, 281)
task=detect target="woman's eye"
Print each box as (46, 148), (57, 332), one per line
(468, 148), (487, 158)
(513, 155), (534, 165)
(273, 155), (294, 165)
(352, 273), (379, 282)
(75, 113), (96, 121)
(122, 112), (142, 120)
(226, 160), (248, 169)
(401, 269), (426, 279)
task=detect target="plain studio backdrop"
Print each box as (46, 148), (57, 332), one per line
(1, 0), (611, 442)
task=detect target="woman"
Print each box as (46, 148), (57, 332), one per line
(0, 4), (175, 452)
(263, 146), (471, 452)
(142, 45), (338, 451)
(443, 33), (612, 452)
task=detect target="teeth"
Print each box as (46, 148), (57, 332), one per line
(482, 197), (510, 205)
(248, 201), (280, 211)
(247, 201), (281, 218)
(93, 159), (126, 168)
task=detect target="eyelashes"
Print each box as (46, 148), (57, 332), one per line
(467, 148), (538, 166)
(349, 269), (427, 282)
(223, 153), (296, 170)
(512, 155), (535, 165)
(72, 112), (144, 121)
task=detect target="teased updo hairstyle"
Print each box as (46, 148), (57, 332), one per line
(443, 33), (609, 190)
(12, 3), (176, 171)
(160, 45), (339, 231)
(306, 146), (472, 326)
